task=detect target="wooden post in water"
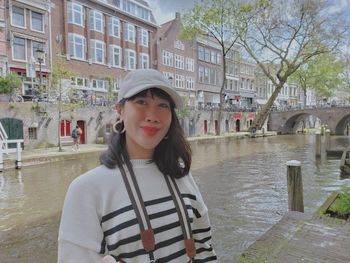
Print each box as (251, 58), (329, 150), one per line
(315, 132), (321, 158)
(286, 160), (304, 212)
(325, 129), (331, 151)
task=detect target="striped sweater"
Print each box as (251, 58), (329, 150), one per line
(58, 160), (217, 263)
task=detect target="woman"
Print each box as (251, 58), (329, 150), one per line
(58, 69), (217, 263)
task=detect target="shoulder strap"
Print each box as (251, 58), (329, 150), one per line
(119, 163), (196, 260)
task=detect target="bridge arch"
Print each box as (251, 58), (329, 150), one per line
(281, 113), (323, 134)
(335, 113), (350, 135)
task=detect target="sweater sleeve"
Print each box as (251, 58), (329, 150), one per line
(188, 174), (218, 262)
(58, 174), (105, 263)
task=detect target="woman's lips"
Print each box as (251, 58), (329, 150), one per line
(142, 126), (160, 136)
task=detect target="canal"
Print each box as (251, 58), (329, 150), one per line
(1, 135), (350, 262)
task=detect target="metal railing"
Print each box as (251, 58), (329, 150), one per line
(0, 139), (24, 172)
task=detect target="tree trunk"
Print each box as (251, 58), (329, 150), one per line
(253, 82), (285, 129)
(303, 88), (307, 109)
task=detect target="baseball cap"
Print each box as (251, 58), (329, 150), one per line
(117, 69), (182, 108)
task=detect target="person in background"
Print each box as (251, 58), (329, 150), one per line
(71, 125), (82, 151)
(58, 69), (217, 263)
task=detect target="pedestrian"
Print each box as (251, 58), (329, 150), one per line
(71, 125), (81, 151)
(58, 69), (217, 263)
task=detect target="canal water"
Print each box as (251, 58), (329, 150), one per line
(1, 135), (350, 262)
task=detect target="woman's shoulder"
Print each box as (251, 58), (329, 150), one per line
(69, 165), (119, 191)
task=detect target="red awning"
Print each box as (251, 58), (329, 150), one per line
(247, 113), (255, 119)
(233, 113), (242, 119)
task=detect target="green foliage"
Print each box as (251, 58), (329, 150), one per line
(328, 188), (350, 218)
(34, 140), (56, 149)
(290, 52), (345, 99)
(175, 97), (191, 119)
(0, 73), (22, 95)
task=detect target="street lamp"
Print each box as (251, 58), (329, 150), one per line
(35, 48), (45, 97)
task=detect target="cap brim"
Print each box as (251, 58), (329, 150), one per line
(124, 84), (183, 109)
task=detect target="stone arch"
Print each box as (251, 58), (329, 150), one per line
(281, 113), (324, 134)
(335, 113), (350, 135)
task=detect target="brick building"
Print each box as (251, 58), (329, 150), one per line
(5, 0), (52, 97)
(50, 0), (158, 102)
(156, 12), (196, 106)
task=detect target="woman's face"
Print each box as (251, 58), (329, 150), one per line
(118, 90), (172, 159)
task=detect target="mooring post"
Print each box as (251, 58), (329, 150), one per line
(325, 129), (331, 151)
(286, 160), (304, 212)
(0, 141), (3, 172)
(15, 141), (22, 169)
(315, 132), (321, 158)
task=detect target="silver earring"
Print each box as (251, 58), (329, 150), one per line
(113, 119), (125, 134)
(163, 133), (169, 140)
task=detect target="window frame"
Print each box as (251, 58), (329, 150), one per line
(125, 23), (135, 43)
(126, 49), (136, 70)
(162, 50), (173, 67)
(110, 44), (122, 68)
(68, 2), (84, 27)
(32, 41), (46, 65)
(68, 33), (86, 60)
(12, 36), (27, 62)
(109, 17), (120, 38)
(139, 52), (149, 69)
(140, 29), (148, 47)
(91, 39), (105, 64)
(30, 10), (44, 33)
(90, 10), (104, 33)
(11, 6), (26, 28)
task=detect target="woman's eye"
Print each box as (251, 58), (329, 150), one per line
(135, 99), (147, 105)
(159, 103), (170, 109)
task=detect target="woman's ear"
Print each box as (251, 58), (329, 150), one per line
(116, 104), (123, 116)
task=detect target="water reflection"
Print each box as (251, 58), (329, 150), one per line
(0, 135), (349, 262)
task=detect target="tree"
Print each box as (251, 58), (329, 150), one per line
(0, 73), (22, 101)
(290, 53), (345, 107)
(181, 0), (252, 135)
(239, 0), (347, 129)
(51, 55), (73, 151)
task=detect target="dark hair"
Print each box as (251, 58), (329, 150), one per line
(100, 88), (191, 178)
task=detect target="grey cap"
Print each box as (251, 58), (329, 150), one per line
(117, 69), (182, 108)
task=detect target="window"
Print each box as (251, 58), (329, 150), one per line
(92, 79), (108, 90)
(198, 66), (204, 83)
(175, 55), (184, 70)
(31, 11), (44, 32)
(163, 72), (174, 82)
(126, 49), (136, 70)
(68, 2), (84, 27)
(110, 45), (122, 67)
(204, 67), (209, 83)
(198, 46), (204, 61)
(211, 52), (217, 64)
(13, 36), (26, 61)
(60, 120), (71, 137)
(109, 17), (120, 38)
(68, 33), (86, 60)
(91, 40), (105, 64)
(186, 76), (194, 90)
(121, 0), (150, 22)
(175, 74), (184, 88)
(71, 76), (87, 87)
(90, 10), (104, 33)
(139, 53), (149, 69)
(186, 58), (194, 72)
(125, 23), (135, 43)
(106, 124), (112, 134)
(11, 6), (25, 28)
(217, 53), (221, 65)
(28, 127), (37, 140)
(204, 49), (210, 62)
(140, 29), (148, 47)
(32, 41), (45, 63)
(162, 51), (173, 67)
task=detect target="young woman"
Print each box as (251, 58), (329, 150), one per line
(58, 69), (217, 263)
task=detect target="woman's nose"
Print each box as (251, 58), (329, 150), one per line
(145, 106), (159, 122)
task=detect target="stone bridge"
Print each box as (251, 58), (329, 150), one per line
(268, 106), (350, 135)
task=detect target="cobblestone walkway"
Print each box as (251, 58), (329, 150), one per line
(240, 211), (350, 263)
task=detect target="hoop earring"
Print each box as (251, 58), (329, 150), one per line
(113, 119), (126, 134)
(163, 133), (169, 140)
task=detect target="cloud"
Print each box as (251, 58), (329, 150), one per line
(328, 0), (349, 14)
(147, 0), (195, 24)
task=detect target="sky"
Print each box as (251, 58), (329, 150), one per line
(147, 0), (195, 25)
